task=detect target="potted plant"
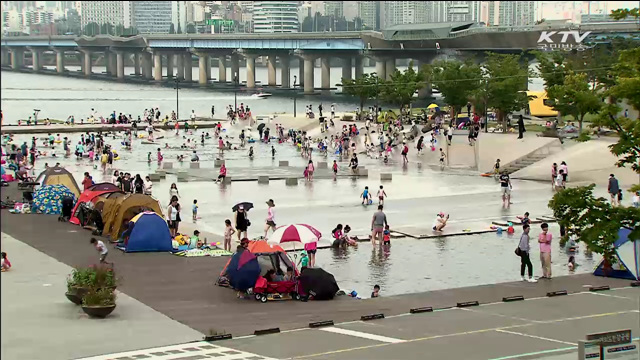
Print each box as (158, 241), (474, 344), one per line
(81, 288), (116, 318)
(65, 267), (94, 305)
(65, 265), (118, 305)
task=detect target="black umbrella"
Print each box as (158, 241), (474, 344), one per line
(299, 267), (339, 300)
(232, 202), (254, 212)
(257, 123), (266, 131)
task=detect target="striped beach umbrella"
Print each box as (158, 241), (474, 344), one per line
(267, 224), (321, 251)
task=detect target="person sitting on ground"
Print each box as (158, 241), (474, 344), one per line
(1, 252), (12, 271)
(517, 212), (531, 226)
(343, 225), (358, 246)
(433, 212), (449, 232)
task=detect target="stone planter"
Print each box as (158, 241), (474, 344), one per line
(82, 305), (116, 318)
(65, 291), (83, 305)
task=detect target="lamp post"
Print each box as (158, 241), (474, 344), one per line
(233, 72), (238, 111)
(174, 78), (180, 120)
(293, 75), (297, 118)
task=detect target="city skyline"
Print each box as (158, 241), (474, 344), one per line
(1, 1), (638, 35)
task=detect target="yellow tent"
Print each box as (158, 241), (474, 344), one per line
(101, 193), (163, 240)
(36, 166), (81, 198)
(526, 91), (558, 117)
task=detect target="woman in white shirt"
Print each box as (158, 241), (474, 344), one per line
(169, 183), (180, 199)
(167, 197), (178, 237)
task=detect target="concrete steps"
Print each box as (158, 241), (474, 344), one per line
(501, 139), (563, 175)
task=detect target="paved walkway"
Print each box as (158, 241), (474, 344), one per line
(0, 232), (202, 360)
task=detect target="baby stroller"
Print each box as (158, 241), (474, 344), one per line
(253, 277), (300, 303)
(58, 196), (74, 222)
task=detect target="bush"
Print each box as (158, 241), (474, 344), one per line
(82, 288), (116, 307)
(67, 265), (117, 291)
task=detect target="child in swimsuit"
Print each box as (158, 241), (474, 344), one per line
(361, 186), (371, 205)
(383, 225), (391, 245)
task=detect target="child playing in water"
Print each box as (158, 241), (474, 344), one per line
(377, 185), (387, 205)
(517, 212), (531, 226)
(371, 284), (380, 298)
(383, 225), (391, 245)
(223, 219), (235, 252)
(157, 148), (163, 162)
(361, 186), (371, 205)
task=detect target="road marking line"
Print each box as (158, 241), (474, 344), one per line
(486, 346), (577, 360)
(458, 307), (543, 323)
(318, 326), (406, 343)
(588, 291), (639, 301)
(495, 329), (577, 346)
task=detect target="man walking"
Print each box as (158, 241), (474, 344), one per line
(370, 205), (388, 245)
(499, 171), (512, 207)
(608, 174), (620, 206)
(517, 115), (525, 139)
(538, 223), (552, 279)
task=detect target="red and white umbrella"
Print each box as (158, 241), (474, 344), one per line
(267, 224), (321, 251)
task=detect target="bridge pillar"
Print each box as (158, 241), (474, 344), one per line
(1, 49), (9, 66)
(10, 48), (24, 70)
(183, 53), (193, 82)
(134, 53), (141, 76)
(303, 56), (315, 94)
(321, 57), (331, 91)
(231, 54), (239, 81)
(354, 56), (364, 78)
(218, 55), (227, 82)
(116, 51), (125, 79)
(385, 59), (395, 80)
(341, 57), (352, 81)
(267, 56), (276, 86)
(375, 58), (386, 80)
(55, 50), (65, 74)
(142, 52), (152, 80)
(82, 50), (92, 77)
(107, 50), (117, 76)
(198, 54), (209, 85)
(154, 52), (163, 81)
(30, 48), (42, 72)
(176, 53), (184, 80)
(298, 58), (304, 86)
(246, 55), (256, 88)
(166, 54), (174, 80)
(280, 55), (290, 88)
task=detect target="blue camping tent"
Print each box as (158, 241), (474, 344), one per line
(119, 212), (172, 253)
(593, 228), (639, 280)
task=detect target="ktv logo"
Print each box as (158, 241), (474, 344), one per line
(537, 31), (596, 52)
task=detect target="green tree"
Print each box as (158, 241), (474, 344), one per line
(381, 62), (425, 116)
(430, 59), (482, 119)
(535, 50), (572, 90)
(610, 7), (639, 20)
(342, 73), (381, 120)
(547, 72), (602, 132)
(186, 23), (196, 34)
(83, 22), (100, 36)
(169, 23), (175, 34)
(548, 185), (640, 265)
(177, 23), (182, 34)
(484, 53), (532, 130)
(593, 48), (640, 172)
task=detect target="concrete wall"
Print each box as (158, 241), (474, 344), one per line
(513, 139), (639, 188)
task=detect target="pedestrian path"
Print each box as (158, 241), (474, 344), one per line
(75, 341), (277, 360)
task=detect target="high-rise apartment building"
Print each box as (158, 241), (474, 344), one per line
(383, 1), (426, 28)
(252, 1), (299, 33)
(324, 1), (344, 18)
(80, 1), (125, 27)
(126, 1), (172, 34)
(357, 1), (381, 30)
(446, 1), (481, 22)
(487, 1), (536, 26)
